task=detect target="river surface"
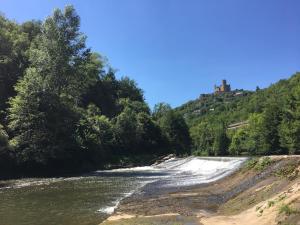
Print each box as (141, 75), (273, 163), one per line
(0, 157), (246, 225)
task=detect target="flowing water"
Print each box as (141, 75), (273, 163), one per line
(0, 157), (246, 225)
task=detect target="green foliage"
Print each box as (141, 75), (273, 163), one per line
(212, 123), (229, 156)
(267, 200), (275, 208)
(279, 85), (300, 154)
(152, 103), (172, 120)
(247, 113), (271, 155)
(118, 76), (144, 102)
(279, 204), (298, 216)
(0, 123), (15, 177)
(178, 72), (300, 156)
(0, 15), (41, 122)
(244, 157), (272, 172)
(190, 121), (214, 155)
(114, 107), (139, 152)
(76, 104), (115, 163)
(0, 124), (9, 153)
(4, 6), (175, 175)
(8, 6), (89, 168)
(254, 157), (272, 171)
(155, 105), (191, 155)
(244, 158), (259, 170)
(274, 162), (299, 179)
(229, 129), (248, 155)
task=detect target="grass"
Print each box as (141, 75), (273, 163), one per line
(255, 157), (272, 171)
(245, 158), (259, 170)
(274, 163), (299, 180)
(245, 157), (273, 172)
(277, 193), (287, 201)
(268, 200), (275, 208)
(279, 204), (298, 216)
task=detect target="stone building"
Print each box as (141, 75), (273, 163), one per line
(214, 80), (231, 93)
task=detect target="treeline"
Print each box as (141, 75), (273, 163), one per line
(177, 73), (300, 156)
(0, 6), (191, 177)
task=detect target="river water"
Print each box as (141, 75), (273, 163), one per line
(0, 157), (246, 225)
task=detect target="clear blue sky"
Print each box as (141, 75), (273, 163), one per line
(1, 0), (300, 108)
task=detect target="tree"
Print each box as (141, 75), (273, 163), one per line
(0, 123), (14, 176)
(229, 129), (248, 155)
(76, 104), (114, 164)
(118, 76), (144, 102)
(245, 113), (266, 155)
(8, 6), (94, 169)
(0, 15), (38, 121)
(82, 68), (120, 118)
(136, 112), (165, 154)
(212, 123), (229, 156)
(113, 107), (139, 153)
(152, 103), (172, 120)
(158, 110), (191, 155)
(190, 121), (214, 155)
(262, 101), (283, 154)
(279, 86), (300, 154)
(118, 98), (150, 115)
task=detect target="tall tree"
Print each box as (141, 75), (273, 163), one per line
(212, 123), (229, 156)
(0, 16), (40, 121)
(279, 86), (300, 154)
(8, 6), (94, 168)
(158, 110), (191, 155)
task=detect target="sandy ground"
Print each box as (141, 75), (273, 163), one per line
(201, 182), (300, 225)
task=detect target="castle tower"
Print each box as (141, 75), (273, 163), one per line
(214, 79), (231, 93)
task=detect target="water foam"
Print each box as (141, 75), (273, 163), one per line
(153, 157), (246, 187)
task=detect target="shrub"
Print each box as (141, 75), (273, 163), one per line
(279, 204), (298, 216)
(254, 157), (272, 171)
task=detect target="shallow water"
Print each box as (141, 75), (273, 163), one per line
(0, 157), (246, 225)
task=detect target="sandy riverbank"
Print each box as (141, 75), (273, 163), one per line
(100, 156), (300, 225)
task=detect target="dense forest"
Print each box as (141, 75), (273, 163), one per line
(0, 6), (191, 178)
(176, 73), (300, 156)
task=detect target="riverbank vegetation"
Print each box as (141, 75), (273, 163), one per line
(176, 72), (300, 156)
(0, 6), (191, 178)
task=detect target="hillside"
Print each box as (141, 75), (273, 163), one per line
(175, 73), (300, 156)
(175, 90), (253, 127)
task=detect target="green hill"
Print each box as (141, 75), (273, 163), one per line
(175, 90), (253, 127)
(175, 72), (300, 156)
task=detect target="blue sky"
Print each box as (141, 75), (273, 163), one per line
(1, 0), (299, 108)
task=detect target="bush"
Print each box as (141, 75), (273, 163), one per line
(245, 158), (259, 170)
(254, 157), (272, 171)
(245, 157), (272, 171)
(279, 204), (298, 216)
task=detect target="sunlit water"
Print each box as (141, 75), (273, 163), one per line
(0, 157), (246, 225)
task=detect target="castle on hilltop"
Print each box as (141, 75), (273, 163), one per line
(214, 80), (231, 94)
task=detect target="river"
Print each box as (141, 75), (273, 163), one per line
(0, 157), (246, 225)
